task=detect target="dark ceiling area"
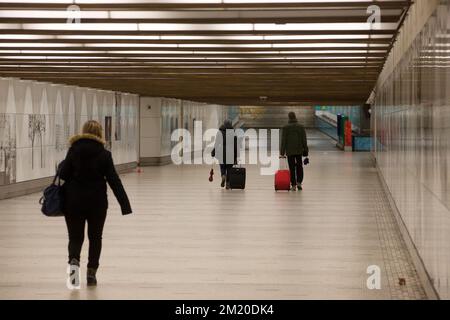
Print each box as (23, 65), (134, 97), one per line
(0, 1), (412, 106)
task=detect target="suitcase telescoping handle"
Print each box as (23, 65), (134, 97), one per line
(279, 155), (289, 170)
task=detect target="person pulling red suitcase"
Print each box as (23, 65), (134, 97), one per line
(280, 112), (310, 191)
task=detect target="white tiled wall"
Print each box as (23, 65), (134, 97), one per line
(373, 1), (450, 299)
(139, 97), (162, 158)
(139, 96), (232, 160)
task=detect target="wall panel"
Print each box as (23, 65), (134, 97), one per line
(139, 96), (233, 164)
(373, 1), (450, 299)
(0, 77), (139, 188)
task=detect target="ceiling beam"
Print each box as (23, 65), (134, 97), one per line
(0, 30), (397, 36)
(0, 1), (411, 11)
(0, 46), (389, 52)
(0, 39), (393, 45)
(0, 16), (401, 24)
(0, 62), (384, 68)
(0, 52), (388, 58)
(0, 57), (385, 62)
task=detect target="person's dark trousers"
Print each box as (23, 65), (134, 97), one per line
(287, 155), (304, 186)
(220, 164), (234, 182)
(64, 209), (107, 269)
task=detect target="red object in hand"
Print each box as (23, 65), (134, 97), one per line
(209, 168), (214, 182)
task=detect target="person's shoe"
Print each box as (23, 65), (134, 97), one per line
(87, 268), (98, 287)
(226, 183), (231, 190)
(290, 185), (297, 191)
(68, 258), (79, 266)
(298, 185), (303, 191)
(66, 258), (81, 289)
(221, 175), (226, 188)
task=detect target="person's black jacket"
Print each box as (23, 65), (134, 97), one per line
(213, 123), (238, 165)
(59, 133), (132, 215)
(281, 119), (309, 157)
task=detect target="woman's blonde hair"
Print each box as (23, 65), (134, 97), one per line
(82, 120), (103, 139)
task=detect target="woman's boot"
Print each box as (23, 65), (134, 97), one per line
(87, 268), (98, 286)
(66, 258), (80, 289)
(221, 175), (226, 188)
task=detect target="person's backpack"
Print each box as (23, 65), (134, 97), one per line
(39, 170), (64, 217)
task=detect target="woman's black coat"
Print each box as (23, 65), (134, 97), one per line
(213, 124), (238, 165)
(59, 134), (132, 215)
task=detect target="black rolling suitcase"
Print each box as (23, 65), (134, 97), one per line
(228, 166), (246, 190)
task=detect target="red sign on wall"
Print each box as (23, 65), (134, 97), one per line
(345, 120), (352, 147)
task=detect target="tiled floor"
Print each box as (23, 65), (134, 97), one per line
(0, 131), (426, 299)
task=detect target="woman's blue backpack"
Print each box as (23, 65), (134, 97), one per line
(39, 171), (64, 217)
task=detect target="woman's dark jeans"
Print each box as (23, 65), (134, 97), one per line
(220, 164), (234, 182)
(65, 209), (107, 269)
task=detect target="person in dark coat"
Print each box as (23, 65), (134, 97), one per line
(280, 112), (309, 191)
(213, 119), (237, 189)
(59, 120), (132, 287)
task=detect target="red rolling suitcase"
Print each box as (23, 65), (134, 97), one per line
(275, 158), (291, 191)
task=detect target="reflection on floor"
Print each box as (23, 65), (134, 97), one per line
(0, 132), (426, 299)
